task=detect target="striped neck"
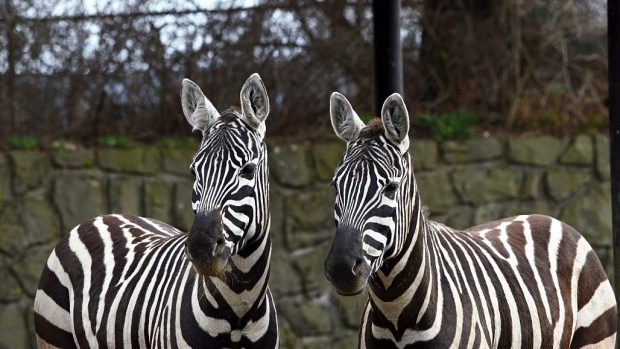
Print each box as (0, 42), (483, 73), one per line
(193, 154), (272, 319)
(196, 231), (272, 319)
(367, 178), (438, 328)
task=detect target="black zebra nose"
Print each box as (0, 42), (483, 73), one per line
(186, 210), (231, 276)
(213, 237), (225, 256)
(352, 258), (364, 276)
(324, 226), (370, 295)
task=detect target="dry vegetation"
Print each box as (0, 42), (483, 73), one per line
(0, 0), (608, 145)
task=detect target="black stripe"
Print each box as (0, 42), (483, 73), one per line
(34, 313), (78, 349)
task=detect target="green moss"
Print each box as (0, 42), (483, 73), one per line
(413, 110), (489, 142)
(159, 137), (199, 149)
(97, 136), (136, 148)
(7, 136), (42, 150)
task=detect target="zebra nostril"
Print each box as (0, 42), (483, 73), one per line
(213, 238), (225, 256)
(352, 258), (364, 275)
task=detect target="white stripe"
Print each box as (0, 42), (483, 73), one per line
(549, 218), (566, 347)
(34, 290), (73, 333)
(93, 217), (113, 331)
(498, 221), (542, 348)
(522, 217), (552, 324)
(576, 281), (616, 329)
(68, 230), (99, 349)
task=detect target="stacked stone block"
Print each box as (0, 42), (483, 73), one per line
(0, 134), (613, 348)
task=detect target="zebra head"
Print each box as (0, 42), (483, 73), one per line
(324, 92), (412, 295)
(180, 73), (270, 277)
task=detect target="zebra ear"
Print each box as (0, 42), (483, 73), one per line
(181, 79), (220, 132)
(240, 73), (270, 130)
(330, 92), (365, 143)
(381, 93), (410, 153)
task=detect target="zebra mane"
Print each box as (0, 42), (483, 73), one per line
(219, 107), (242, 122)
(420, 205), (430, 220)
(219, 106), (266, 139)
(357, 118), (384, 140)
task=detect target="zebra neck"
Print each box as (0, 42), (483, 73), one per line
(197, 232), (272, 318)
(368, 195), (438, 327)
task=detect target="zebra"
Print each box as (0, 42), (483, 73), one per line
(323, 92), (617, 348)
(33, 73), (278, 348)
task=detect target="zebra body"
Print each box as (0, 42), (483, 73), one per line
(34, 215), (277, 348)
(34, 74), (278, 348)
(325, 92), (617, 348)
(361, 214), (615, 348)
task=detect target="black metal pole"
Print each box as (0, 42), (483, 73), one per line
(609, 0), (620, 345)
(372, 0), (403, 115)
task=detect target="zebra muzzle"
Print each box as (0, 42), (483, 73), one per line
(324, 226), (370, 296)
(212, 238), (226, 256)
(186, 210), (232, 276)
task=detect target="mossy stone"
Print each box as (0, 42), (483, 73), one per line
(508, 136), (564, 166)
(333, 333), (362, 349)
(108, 176), (141, 216)
(438, 206), (475, 230)
(12, 241), (57, 297)
(561, 182), (611, 245)
(503, 201), (555, 218)
(173, 180), (195, 232)
(520, 171), (543, 200)
(559, 135), (593, 166)
(332, 294), (366, 328)
(0, 199), (60, 255)
(9, 151), (49, 194)
(278, 328), (300, 349)
(411, 140), (438, 171)
(441, 138), (503, 163)
(473, 203), (505, 225)
(53, 175), (105, 231)
(311, 142), (345, 182)
(283, 186), (334, 249)
(278, 298), (332, 335)
(97, 147), (160, 174)
(546, 170), (591, 201)
(269, 250), (303, 296)
(269, 186), (286, 248)
(162, 146), (196, 175)
(0, 154), (9, 203)
(595, 135), (610, 180)
(0, 255), (22, 302)
(301, 336), (334, 349)
(0, 303), (29, 349)
(451, 167), (520, 204)
(269, 144), (312, 187)
(292, 243), (331, 293)
(144, 181), (173, 224)
(52, 148), (95, 168)
(417, 170), (457, 214)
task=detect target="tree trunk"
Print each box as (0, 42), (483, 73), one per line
(5, 0), (17, 132)
(418, 0), (494, 103)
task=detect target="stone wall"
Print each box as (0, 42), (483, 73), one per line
(0, 134), (612, 348)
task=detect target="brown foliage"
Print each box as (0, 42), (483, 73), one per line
(0, 0), (607, 144)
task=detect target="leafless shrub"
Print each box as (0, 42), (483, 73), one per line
(0, 0), (607, 144)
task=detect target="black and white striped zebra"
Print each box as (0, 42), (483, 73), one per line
(33, 73), (279, 348)
(324, 92), (617, 348)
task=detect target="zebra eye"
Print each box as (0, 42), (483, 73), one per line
(240, 163), (257, 179)
(383, 181), (399, 199)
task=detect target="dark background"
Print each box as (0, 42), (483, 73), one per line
(0, 0), (608, 144)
